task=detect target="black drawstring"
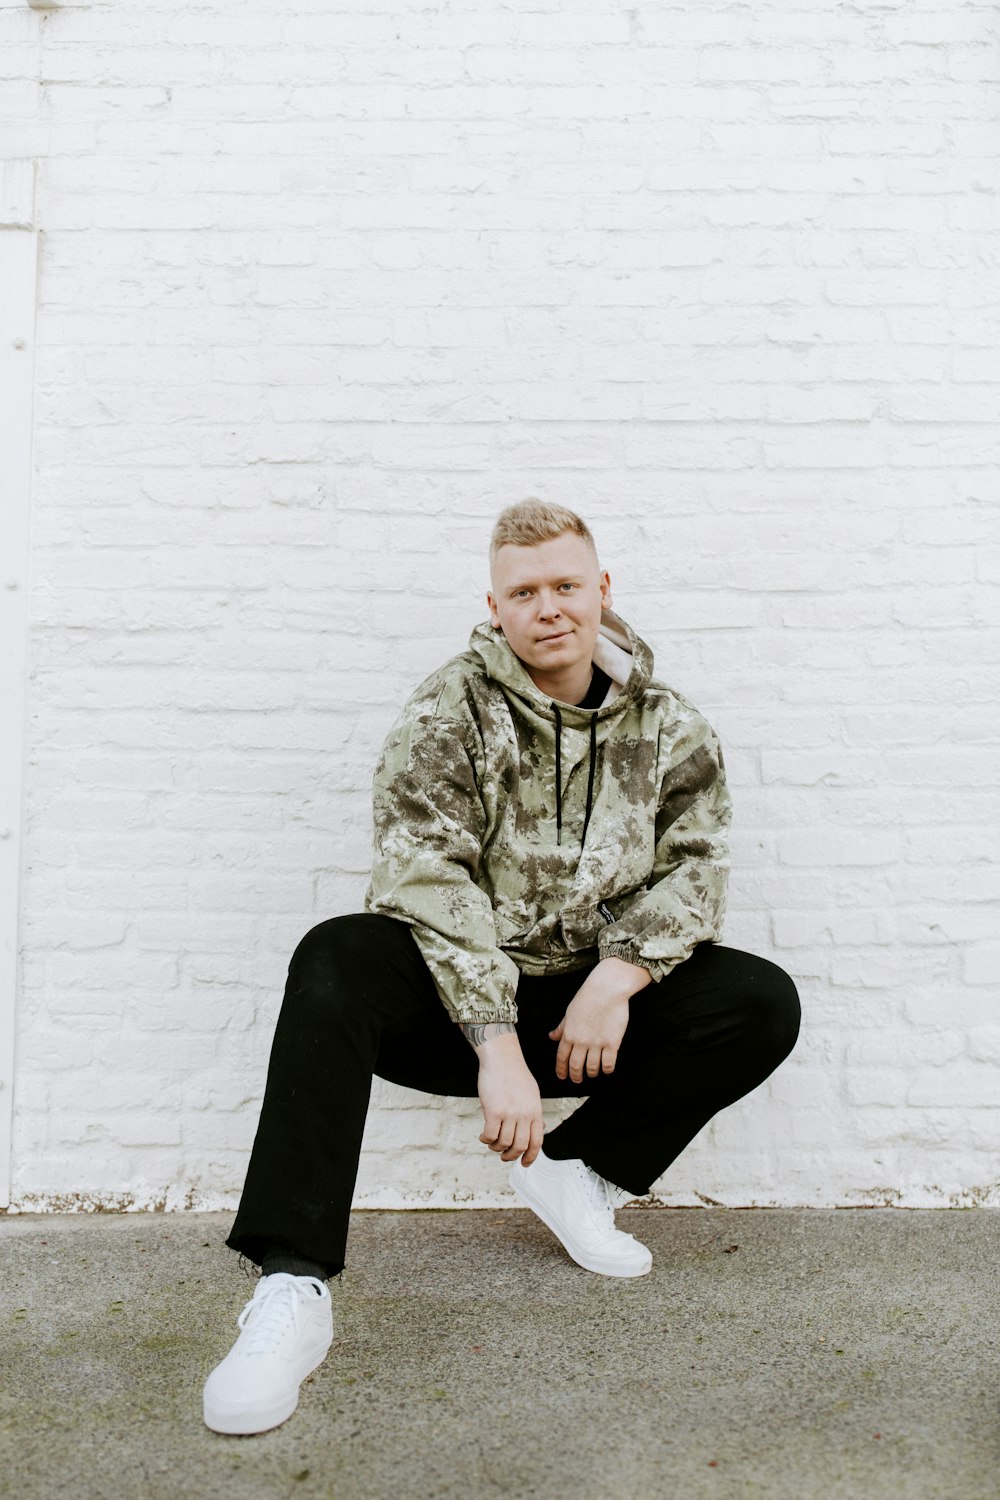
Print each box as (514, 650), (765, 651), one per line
(551, 705), (598, 850)
(581, 716), (597, 850)
(553, 704), (563, 845)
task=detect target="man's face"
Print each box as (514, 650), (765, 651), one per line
(487, 531), (611, 684)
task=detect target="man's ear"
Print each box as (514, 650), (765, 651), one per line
(599, 570), (612, 610)
(486, 591), (502, 629)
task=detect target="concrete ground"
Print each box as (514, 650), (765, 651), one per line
(0, 1208), (997, 1500)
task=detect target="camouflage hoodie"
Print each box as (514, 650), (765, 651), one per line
(364, 610), (731, 1025)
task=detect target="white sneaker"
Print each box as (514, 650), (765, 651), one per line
(508, 1149), (652, 1278)
(203, 1273), (333, 1435)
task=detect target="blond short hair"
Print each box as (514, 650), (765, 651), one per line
(489, 499), (597, 562)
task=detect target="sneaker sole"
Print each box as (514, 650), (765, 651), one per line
(203, 1388), (300, 1437)
(509, 1172), (652, 1278)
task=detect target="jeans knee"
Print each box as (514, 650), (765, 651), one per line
(746, 957), (801, 1063)
(286, 912), (415, 1001)
(284, 914), (370, 1002)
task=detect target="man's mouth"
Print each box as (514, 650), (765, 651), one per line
(538, 630), (571, 643)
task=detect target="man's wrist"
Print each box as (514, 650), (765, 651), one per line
(460, 1021), (521, 1059)
(595, 954), (654, 997)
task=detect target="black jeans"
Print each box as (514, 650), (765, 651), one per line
(227, 914), (800, 1276)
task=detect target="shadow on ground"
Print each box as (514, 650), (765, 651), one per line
(1, 1208), (997, 1499)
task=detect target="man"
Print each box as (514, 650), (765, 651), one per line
(202, 500), (800, 1436)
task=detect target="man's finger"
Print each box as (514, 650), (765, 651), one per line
(601, 1046), (617, 1074)
(479, 1112), (501, 1146)
(501, 1124), (530, 1163)
(586, 1047), (602, 1078)
(522, 1119), (544, 1167)
(555, 1038), (572, 1080)
(549, 1020), (564, 1041)
(568, 1043), (587, 1084)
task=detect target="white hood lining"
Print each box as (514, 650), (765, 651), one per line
(592, 619), (634, 703)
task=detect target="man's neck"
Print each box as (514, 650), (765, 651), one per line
(524, 661), (593, 706)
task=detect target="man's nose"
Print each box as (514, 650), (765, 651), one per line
(537, 592), (562, 618)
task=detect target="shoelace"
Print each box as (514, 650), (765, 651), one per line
(578, 1162), (618, 1231)
(236, 1277), (325, 1356)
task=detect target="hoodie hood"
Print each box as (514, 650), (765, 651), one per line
(467, 610), (656, 851)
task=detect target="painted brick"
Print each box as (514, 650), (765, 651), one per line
(963, 944), (1000, 988)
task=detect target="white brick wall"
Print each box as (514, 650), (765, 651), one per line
(3, 0), (997, 1212)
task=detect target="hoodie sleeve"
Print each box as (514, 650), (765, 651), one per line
(364, 712), (521, 1025)
(597, 717), (731, 982)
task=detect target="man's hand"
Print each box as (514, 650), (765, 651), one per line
(460, 1023), (545, 1166)
(549, 956), (653, 1083)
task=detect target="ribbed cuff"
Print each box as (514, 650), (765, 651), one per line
(598, 942), (668, 984)
(445, 1002), (519, 1026)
